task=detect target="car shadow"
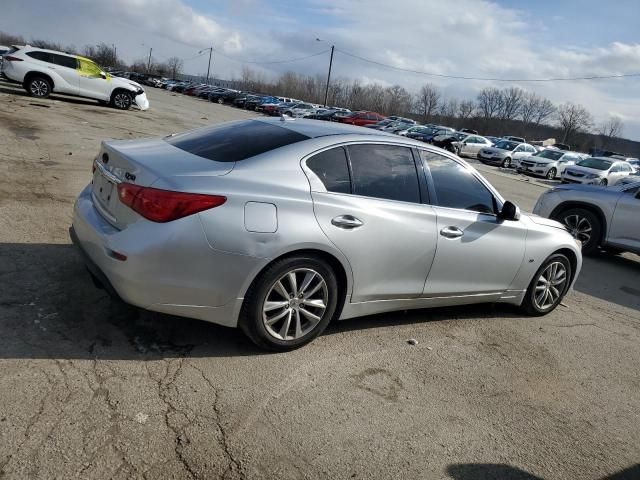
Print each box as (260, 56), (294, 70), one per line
(0, 78), (102, 107)
(446, 463), (640, 480)
(1, 242), (637, 361)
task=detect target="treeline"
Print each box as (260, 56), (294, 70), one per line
(237, 67), (635, 155)
(0, 31), (185, 80)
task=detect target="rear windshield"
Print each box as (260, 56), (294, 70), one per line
(577, 158), (613, 170)
(165, 120), (309, 162)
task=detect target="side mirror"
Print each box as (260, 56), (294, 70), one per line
(498, 200), (520, 221)
(100, 72), (107, 79)
(462, 141), (468, 145)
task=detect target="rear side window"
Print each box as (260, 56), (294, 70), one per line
(165, 120), (309, 162)
(26, 51), (53, 63)
(347, 144), (420, 203)
(306, 147), (351, 194)
(421, 150), (496, 214)
(52, 54), (77, 69)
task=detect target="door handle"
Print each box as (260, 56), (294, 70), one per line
(440, 226), (464, 238)
(331, 215), (364, 229)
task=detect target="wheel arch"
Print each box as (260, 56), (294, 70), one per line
(549, 201), (608, 243)
(242, 247), (351, 322)
(24, 71), (55, 90)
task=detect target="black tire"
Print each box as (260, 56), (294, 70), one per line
(26, 75), (52, 98)
(110, 90), (132, 110)
(217, 97), (224, 104)
(239, 255), (339, 352)
(546, 168), (557, 180)
(554, 207), (601, 254)
(600, 178), (608, 186)
(445, 144), (456, 153)
(284, 111), (292, 117)
(521, 253), (572, 316)
(501, 157), (512, 168)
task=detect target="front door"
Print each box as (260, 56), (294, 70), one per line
(77, 58), (111, 101)
(419, 150), (527, 296)
(305, 144), (438, 302)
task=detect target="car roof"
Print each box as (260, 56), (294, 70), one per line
(21, 45), (77, 58)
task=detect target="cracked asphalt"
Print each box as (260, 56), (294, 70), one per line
(1, 80), (639, 480)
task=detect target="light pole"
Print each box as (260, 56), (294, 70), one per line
(199, 47), (214, 85)
(316, 38), (334, 107)
(142, 43), (152, 73)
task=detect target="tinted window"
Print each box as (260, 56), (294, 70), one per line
(307, 147), (351, 194)
(347, 144), (420, 203)
(26, 51), (53, 63)
(165, 120), (309, 162)
(52, 54), (77, 69)
(421, 151), (496, 214)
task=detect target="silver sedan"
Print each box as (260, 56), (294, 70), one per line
(72, 118), (582, 351)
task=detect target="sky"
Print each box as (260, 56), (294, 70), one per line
(2, 0), (640, 140)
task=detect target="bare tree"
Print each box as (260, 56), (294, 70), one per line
(166, 57), (184, 80)
(476, 87), (503, 119)
(556, 102), (594, 144)
(439, 98), (459, 121)
(499, 87), (524, 121)
(533, 97), (556, 126)
(415, 83), (441, 122)
(597, 116), (624, 148)
(458, 100), (476, 120)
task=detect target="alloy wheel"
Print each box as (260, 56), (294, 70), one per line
(533, 261), (568, 310)
(30, 79), (49, 97)
(563, 214), (592, 244)
(546, 168), (556, 180)
(114, 92), (131, 109)
(262, 268), (328, 341)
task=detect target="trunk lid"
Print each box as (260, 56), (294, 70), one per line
(91, 138), (234, 229)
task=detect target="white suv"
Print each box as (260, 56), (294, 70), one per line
(1, 45), (149, 110)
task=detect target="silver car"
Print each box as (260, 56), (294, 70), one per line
(71, 118), (582, 351)
(533, 181), (640, 254)
(561, 157), (636, 186)
(517, 150), (585, 180)
(478, 140), (538, 168)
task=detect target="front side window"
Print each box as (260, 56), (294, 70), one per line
(78, 58), (103, 78)
(421, 150), (496, 214)
(347, 144), (420, 203)
(306, 147), (351, 194)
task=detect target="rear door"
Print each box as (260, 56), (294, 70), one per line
(419, 150), (527, 296)
(608, 186), (640, 251)
(306, 144), (438, 302)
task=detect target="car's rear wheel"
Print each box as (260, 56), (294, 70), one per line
(546, 168), (557, 179)
(600, 178), (608, 186)
(240, 256), (339, 351)
(502, 157), (512, 168)
(26, 76), (52, 98)
(217, 98), (224, 104)
(111, 90), (132, 110)
(555, 207), (601, 254)
(521, 253), (572, 316)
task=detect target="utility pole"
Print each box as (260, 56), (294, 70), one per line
(147, 47), (153, 72)
(200, 47), (214, 85)
(323, 45), (334, 107)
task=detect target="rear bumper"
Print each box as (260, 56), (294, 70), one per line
(71, 184), (256, 327)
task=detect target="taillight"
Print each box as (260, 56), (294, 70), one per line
(3, 56), (23, 62)
(117, 183), (226, 222)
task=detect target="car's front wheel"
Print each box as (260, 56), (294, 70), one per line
(521, 253), (572, 316)
(110, 90), (132, 110)
(26, 76), (52, 98)
(555, 207), (601, 254)
(240, 256), (339, 351)
(502, 157), (512, 168)
(546, 167), (557, 179)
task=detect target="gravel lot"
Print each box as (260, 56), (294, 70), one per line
(1, 79), (639, 480)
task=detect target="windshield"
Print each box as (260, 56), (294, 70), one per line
(535, 150), (563, 160)
(576, 158), (613, 170)
(494, 140), (519, 151)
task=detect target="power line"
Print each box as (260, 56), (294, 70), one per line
(211, 48), (330, 65)
(334, 48), (640, 82)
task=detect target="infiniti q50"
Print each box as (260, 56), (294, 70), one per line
(71, 118), (582, 351)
